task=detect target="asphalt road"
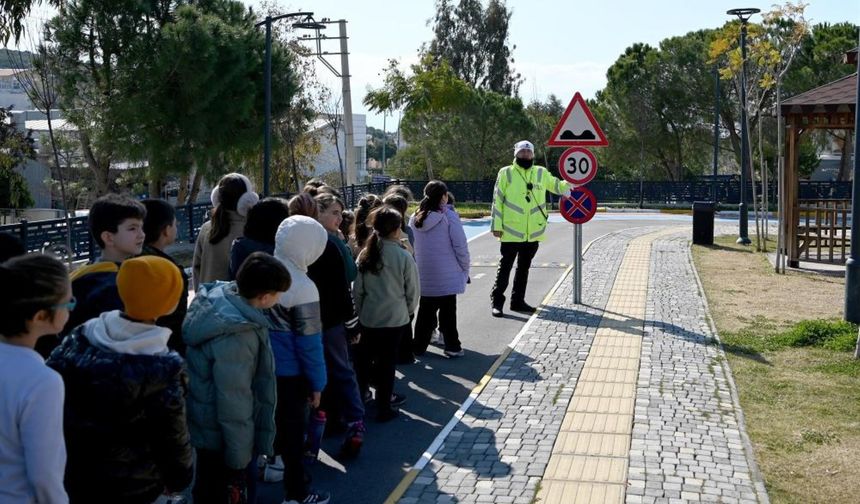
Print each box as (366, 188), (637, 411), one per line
(257, 215), (688, 504)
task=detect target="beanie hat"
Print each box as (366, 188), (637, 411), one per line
(117, 256), (184, 321)
(514, 140), (534, 156)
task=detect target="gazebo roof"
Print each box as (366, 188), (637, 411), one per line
(781, 72), (856, 113)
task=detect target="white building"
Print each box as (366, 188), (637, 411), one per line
(0, 69), (34, 111)
(306, 113), (367, 183)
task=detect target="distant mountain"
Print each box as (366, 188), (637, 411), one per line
(0, 49), (33, 69)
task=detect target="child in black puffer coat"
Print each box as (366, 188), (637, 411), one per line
(48, 256), (192, 504)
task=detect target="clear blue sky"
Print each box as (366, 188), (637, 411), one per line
(21, 1), (859, 130)
(252, 0), (857, 129)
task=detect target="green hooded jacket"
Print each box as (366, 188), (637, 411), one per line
(182, 281), (277, 469)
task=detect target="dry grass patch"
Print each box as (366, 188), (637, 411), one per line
(693, 235), (860, 504)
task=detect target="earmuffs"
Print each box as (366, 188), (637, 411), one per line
(210, 173), (260, 217)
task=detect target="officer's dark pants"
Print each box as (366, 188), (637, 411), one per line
(491, 241), (540, 309)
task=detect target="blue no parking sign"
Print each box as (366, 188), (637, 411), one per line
(560, 187), (597, 225)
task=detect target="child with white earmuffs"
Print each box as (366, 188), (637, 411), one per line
(192, 173), (260, 291)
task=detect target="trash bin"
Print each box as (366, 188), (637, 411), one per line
(692, 201), (715, 245)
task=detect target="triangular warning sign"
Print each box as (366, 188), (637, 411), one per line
(547, 92), (608, 147)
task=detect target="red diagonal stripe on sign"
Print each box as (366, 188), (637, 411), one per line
(570, 193), (590, 215)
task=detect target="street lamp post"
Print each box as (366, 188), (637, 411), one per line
(845, 37), (860, 325)
(256, 11), (319, 196)
(728, 8), (759, 245)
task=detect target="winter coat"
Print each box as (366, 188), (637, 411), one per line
(307, 234), (359, 335)
(271, 216), (328, 392)
(62, 262), (123, 336)
(47, 312), (193, 504)
(140, 244), (189, 355)
(229, 236), (274, 280)
(354, 238), (420, 328)
(192, 210), (245, 291)
(409, 207), (470, 297)
(183, 281), (277, 469)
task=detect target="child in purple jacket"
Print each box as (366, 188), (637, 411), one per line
(408, 181), (470, 357)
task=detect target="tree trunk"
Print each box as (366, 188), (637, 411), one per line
(148, 173), (162, 200)
(79, 131), (110, 196)
(177, 173), (189, 206)
(188, 169), (204, 204)
(422, 144), (435, 180)
(45, 111), (73, 266)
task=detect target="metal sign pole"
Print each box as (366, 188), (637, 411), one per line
(574, 223), (583, 304)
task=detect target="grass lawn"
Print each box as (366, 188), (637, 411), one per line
(692, 235), (860, 503)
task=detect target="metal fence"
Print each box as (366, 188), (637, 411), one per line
(1, 179), (852, 262)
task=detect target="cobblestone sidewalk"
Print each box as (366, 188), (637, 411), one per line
(395, 227), (767, 504)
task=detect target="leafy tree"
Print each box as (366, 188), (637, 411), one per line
(49, 0), (178, 197)
(525, 95), (564, 174)
(366, 126), (398, 164)
(0, 0), (60, 44)
(0, 107), (35, 208)
(426, 0), (521, 95)
(124, 1), (299, 202)
(595, 32), (718, 182)
(365, 56), (531, 180)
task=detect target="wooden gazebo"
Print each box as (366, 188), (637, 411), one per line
(780, 59), (856, 267)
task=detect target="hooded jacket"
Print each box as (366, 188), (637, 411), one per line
(47, 311), (192, 504)
(182, 281), (277, 469)
(409, 207), (470, 297)
(270, 216), (328, 392)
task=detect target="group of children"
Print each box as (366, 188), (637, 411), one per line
(0, 172), (471, 504)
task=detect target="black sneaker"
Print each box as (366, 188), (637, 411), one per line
(491, 306), (503, 317)
(510, 302), (536, 314)
(282, 490), (330, 504)
(390, 392), (407, 407)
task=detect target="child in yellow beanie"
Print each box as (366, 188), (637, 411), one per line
(47, 255), (193, 504)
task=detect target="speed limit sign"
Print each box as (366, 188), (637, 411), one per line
(558, 147), (598, 186)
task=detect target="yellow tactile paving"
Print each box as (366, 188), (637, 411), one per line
(544, 454), (628, 482)
(538, 480), (627, 504)
(537, 231), (666, 504)
(553, 432), (632, 457)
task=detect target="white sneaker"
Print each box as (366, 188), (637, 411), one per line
(431, 329), (444, 346)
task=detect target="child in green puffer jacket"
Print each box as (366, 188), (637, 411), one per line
(183, 252), (292, 504)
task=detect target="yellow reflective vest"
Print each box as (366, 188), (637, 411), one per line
(491, 160), (571, 242)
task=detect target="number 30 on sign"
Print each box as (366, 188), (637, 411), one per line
(558, 147), (598, 186)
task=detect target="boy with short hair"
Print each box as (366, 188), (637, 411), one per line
(141, 198), (189, 354)
(183, 252), (292, 504)
(47, 255), (193, 504)
(61, 194), (147, 335)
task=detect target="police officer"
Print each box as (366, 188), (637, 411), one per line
(490, 140), (571, 317)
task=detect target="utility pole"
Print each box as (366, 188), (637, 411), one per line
(845, 34), (860, 326)
(302, 19), (357, 184)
